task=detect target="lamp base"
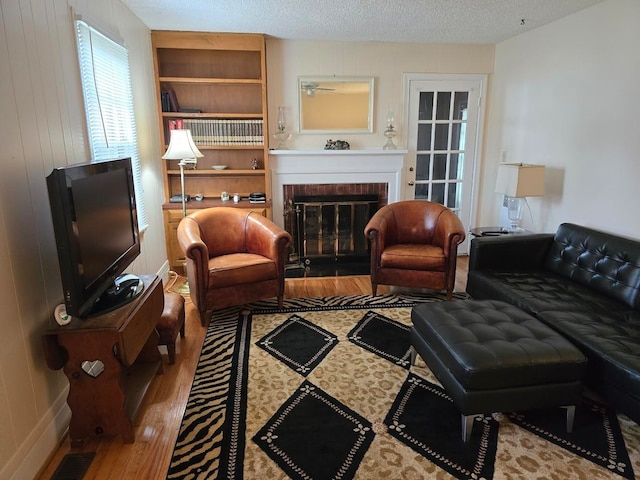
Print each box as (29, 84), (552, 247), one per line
(274, 130), (291, 149)
(505, 196), (525, 232)
(171, 279), (190, 296)
(383, 127), (397, 150)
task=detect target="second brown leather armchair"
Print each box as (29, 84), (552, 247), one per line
(177, 207), (291, 326)
(364, 200), (466, 299)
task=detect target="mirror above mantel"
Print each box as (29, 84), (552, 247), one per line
(297, 76), (374, 134)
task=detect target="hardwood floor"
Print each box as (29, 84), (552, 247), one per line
(284, 256), (469, 298)
(37, 256), (468, 480)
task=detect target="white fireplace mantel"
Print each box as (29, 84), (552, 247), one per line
(269, 149), (407, 228)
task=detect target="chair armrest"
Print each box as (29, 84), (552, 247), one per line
(468, 234), (555, 271)
(434, 210), (466, 258)
(176, 217), (210, 308)
(364, 207), (395, 251)
(245, 213), (291, 262)
(364, 208), (397, 272)
(177, 217), (208, 265)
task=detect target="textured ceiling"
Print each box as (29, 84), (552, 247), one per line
(121, 0), (605, 44)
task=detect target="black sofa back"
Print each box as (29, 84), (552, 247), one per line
(545, 223), (640, 310)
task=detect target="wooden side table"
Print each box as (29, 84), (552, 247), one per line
(42, 274), (163, 446)
(469, 226), (533, 237)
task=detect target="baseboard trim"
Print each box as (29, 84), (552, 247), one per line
(157, 259), (171, 284)
(3, 385), (70, 480)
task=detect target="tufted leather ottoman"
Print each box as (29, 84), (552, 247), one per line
(157, 292), (186, 364)
(411, 299), (587, 441)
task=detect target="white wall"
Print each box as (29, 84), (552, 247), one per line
(480, 0), (640, 238)
(0, 1), (166, 479)
(266, 39), (495, 150)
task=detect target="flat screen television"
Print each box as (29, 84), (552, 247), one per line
(46, 157), (143, 319)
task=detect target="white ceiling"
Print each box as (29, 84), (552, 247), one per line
(122, 0), (605, 44)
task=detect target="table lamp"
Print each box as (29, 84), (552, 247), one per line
(162, 129), (203, 217)
(495, 163), (545, 232)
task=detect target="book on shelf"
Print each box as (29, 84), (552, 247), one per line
(167, 119), (184, 130)
(167, 89), (179, 112)
(161, 91), (171, 112)
(249, 192), (266, 204)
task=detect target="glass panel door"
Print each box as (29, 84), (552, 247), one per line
(405, 76), (485, 253)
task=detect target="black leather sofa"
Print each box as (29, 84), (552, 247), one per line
(466, 222), (640, 424)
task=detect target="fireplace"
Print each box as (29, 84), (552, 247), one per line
(269, 149), (407, 275)
(287, 193), (379, 266)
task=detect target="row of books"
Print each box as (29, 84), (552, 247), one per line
(167, 119), (264, 146)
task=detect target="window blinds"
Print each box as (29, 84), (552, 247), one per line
(75, 20), (148, 231)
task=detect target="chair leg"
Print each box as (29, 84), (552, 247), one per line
(446, 288), (453, 300)
(278, 294), (284, 308)
(167, 342), (176, 365)
(462, 414), (475, 442)
(410, 347), (417, 366)
(371, 282), (378, 296)
(199, 310), (209, 327)
(564, 405), (576, 432)
(179, 323), (185, 338)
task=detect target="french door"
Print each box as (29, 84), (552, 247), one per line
(403, 74), (486, 254)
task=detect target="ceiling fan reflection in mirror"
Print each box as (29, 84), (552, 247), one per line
(301, 82), (336, 97)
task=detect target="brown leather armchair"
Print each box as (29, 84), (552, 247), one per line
(177, 207), (291, 326)
(364, 200), (466, 299)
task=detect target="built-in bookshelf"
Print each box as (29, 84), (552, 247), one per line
(151, 31), (270, 270)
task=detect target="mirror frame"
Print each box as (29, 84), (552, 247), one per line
(297, 76), (375, 134)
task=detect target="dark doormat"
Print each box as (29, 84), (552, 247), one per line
(50, 452), (95, 480)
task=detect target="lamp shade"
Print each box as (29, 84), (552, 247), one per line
(495, 163), (545, 197)
(162, 129), (203, 160)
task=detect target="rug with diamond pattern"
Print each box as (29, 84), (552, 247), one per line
(167, 294), (640, 480)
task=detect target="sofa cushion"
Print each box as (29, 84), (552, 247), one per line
(466, 269), (629, 316)
(544, 223), (640, 310)
(537, 309), (640, 401)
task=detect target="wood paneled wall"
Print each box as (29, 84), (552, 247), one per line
(0, 1), (167, 478)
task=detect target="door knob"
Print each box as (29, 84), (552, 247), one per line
(408, 181), (415, 186)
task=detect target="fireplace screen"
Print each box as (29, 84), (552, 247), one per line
(290, 194), (378, 265)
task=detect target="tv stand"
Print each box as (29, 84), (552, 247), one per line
(42, 275), (163, 446)
(89, 273), (144, 317)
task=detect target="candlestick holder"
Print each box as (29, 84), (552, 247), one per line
(273, 106), (291, 149)
(383, 108), (397, 150)
(383, 125), (397, 150)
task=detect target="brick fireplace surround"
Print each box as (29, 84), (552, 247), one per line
(283, 183), (388, 208)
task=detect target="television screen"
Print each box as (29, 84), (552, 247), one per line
(47, 158), (142, 318)
(73, 168), (135, 288)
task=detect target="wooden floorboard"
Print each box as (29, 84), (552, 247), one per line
(36, 256), (468, 480)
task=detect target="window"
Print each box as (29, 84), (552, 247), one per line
(74, 20), (148, 231)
